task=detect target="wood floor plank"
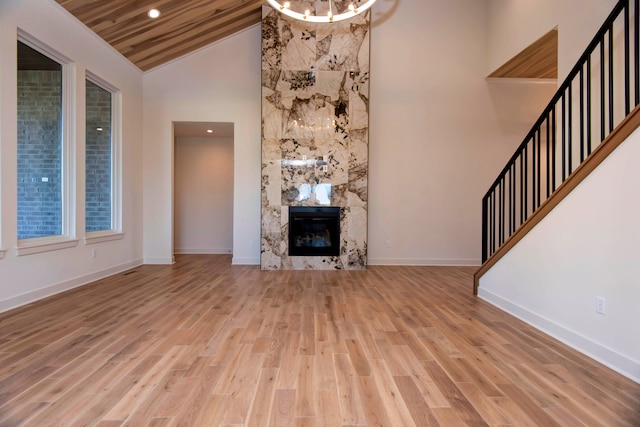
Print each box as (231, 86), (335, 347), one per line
(0, 255), (637, 426)
(104, 345), (188, 422)
(221, 352), (265, 424)
(394, 375), (441, 426)
(170, 366), (223, 425)
(368, 358), (416, 426)
(274, 332), (301, 389)
(269, 389), (296, 427)
(333, 353), (367, 425)
(245, 368), (278, 426)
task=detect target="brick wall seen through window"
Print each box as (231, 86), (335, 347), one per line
(85, 80), (112, 232)
(17, 42), (63, 240)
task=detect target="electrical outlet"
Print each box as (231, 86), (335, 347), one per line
(596, 296), (606, 315)
(91, 249), (97, 258)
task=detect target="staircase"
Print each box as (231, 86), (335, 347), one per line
(474, 0), (640, 294)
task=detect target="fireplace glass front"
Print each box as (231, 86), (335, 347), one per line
(288, 206), (340, 256)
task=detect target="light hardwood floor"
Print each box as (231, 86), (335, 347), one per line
(0, 255), (638, 426)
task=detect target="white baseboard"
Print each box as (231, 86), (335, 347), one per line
(232, 257), (260, 265)
(0, 258), (144, 314)
(478, 288), (640, 384)
(143, 257), (175, 265)
(174, 248), (232, 255)
(367, 258), (481, 267)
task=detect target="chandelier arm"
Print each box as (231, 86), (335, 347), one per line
(266, 0), (376, 23)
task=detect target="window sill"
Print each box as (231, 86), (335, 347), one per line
(15, 237), (79, 256)
(85, 231), (124, 245)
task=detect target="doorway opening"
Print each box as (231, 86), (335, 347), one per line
(173, 121), (234, 257)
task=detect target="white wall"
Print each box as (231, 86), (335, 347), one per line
(479, 128), (640, 382)
(142, 26), (262, 265)
(0, 0), (143, 312)
(367, 0), (554, 265)
(487, 0), (617, 79)
(174, 136), (233, 254)
(142, 1), (555, 267)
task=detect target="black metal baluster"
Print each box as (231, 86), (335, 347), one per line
(546, 115), (551, 198)
(625, 2), (631, 115)
(568, 83), (573, 175)
(609, 26), (614, 133)
(562, 93), (567, 181)
(489, 191), (496, 255)
(499, 179), (504, 246)
(536, 129), (541, 208)
(520, 153), (524, 226)
(507, 167), (512, 237)
(580, 67), (585, 162)
(511, 163), (516, 235)
(523, 145), (528, 221)
(482, 195), (488, 262)
(587, 56), (593, 155)
(633, 0), (640, 105)
(532, 133), (537, 210)
(552, 107), (557, 192)
(601, 38), (606, 142)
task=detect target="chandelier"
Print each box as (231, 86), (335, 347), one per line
(266, 0), (377, 23)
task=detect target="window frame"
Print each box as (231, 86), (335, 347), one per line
(15, 31), (78, 256)
(84, 71), (123, 245)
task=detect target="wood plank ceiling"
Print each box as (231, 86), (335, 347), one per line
(55, 0), (265, 71)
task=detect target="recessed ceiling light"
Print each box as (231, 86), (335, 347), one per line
(207, 129), (213, 133)
(148, 9), (160, 19)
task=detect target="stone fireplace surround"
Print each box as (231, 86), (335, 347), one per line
(260, 2), (370, 270)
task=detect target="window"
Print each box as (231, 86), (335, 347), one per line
(85, 73), (121, 242)
(17, 39), (66, 240)
(85, 78), (112, 232)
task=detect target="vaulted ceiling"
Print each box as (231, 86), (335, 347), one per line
(55, 0), (265, 71)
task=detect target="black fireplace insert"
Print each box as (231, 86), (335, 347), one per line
(288, 206), (340, 256)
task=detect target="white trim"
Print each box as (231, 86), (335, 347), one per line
(232, 257), (260, 265)
(17, 30), (72, 64)
(84, 232), (124, 245)
(15, 237), (79, 256)
(144, 257), (175, 265)
(478, 287), (640, 384)
(174, 248), (232, 255)
(367, 258), (481, 266)
(17, 31), (77, 244)
(84, 71), (122, 235)
(63, 61), (77, 240)
(0, 258), (143, 314)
